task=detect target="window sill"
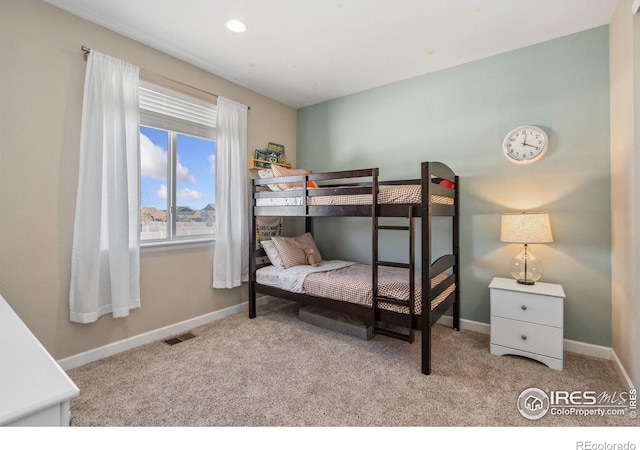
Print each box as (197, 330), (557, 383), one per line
(141, 237), (215, 253)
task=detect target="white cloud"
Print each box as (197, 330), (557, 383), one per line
(140, 133), (167, 180)
(156, 184), (167, 200)
(209, 153), (216, 175)
(140, 132), (196, 184)
(178, 188), (205, 200)
(177, 162), (196, 185)
(156, 185), (203, 201)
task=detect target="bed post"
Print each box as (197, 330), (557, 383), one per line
(453, 175), (460, 331)
(305, 216), (312, 234)
(421, 162), (432, 375)
(249, 179), (257, 319)
(371, 167), (379, 330)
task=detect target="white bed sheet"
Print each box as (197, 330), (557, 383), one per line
(256, 260), (357, 293)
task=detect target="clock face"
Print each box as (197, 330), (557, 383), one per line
(502, 126), (548, 164)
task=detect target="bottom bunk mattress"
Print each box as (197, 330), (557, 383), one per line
(256, 260), (455, 315)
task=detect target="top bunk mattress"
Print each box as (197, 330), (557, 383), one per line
(256, 184), (454, 207)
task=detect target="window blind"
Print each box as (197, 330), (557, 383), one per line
(139, 81), (216, 140)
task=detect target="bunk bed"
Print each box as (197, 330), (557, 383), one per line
(248, 161), (460, 375)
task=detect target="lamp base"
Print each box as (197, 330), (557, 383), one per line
(509, 245), (543, 285)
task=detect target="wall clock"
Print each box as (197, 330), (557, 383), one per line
(502, 126), (549, 165)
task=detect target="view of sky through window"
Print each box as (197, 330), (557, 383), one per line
(140, 126), (216, 241)
(140, 126), (216, 211)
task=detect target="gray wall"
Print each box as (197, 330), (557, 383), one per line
(297, 27), (611, 346)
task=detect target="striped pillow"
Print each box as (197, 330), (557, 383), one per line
(271, 233), (323, 269)
(270, 164), (318, 190)
(257, 168), (282, 192)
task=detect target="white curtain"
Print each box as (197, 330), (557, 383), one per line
(69, 51), (141, 323)
(213, 97), (248, 288)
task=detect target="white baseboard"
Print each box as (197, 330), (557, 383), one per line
(611, 349), (636, 391)
(57, 295), (272, 371)
(437, 315), (489, 334)
(563, 338), (612, 360)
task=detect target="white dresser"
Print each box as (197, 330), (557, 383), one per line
(489, 277), (565, 370)
(0, 294), (79, 426)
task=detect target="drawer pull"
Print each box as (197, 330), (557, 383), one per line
(521, 335), (527, 340)
(521, 305), (527, 311)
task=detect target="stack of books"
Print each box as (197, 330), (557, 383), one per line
(250, 142), (291, 169)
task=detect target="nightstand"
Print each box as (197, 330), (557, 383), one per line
(489, 277), (565, 370)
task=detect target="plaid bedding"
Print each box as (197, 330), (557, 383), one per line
(258, 262), (455, 315)
(255, 184), (454, 207)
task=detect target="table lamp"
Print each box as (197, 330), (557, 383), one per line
(500, 212), (553, 285)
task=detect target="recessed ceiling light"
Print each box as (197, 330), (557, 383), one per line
(226, 19), (247, 33)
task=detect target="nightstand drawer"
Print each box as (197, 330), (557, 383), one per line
(491, 289), (563, 327)
(491, 316), (563, 359)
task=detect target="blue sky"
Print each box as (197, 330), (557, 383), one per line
(140, 126), (216, 211)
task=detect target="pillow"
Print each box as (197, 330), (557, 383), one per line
(261, 240), (285, 270)
(257, 168), (282, 192)
(304, 171), (319, 189)
(438, 179), (455, 189)
(270, 164), (318, 190)
(271, 232), (323, 269)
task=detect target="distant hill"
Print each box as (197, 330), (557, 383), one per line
(141, 207), (167, 223)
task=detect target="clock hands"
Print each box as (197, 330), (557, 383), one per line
(517, 133), (540, 155)
(522, 132), (540, 150)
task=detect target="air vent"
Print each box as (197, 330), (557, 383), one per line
(164, 332), (197, 345)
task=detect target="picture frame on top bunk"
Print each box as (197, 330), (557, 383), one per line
(247, 161), (459, 376)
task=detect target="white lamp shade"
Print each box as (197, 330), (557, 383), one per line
(500, 212), (553, 244)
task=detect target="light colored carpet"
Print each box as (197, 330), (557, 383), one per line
(67, 298), (631, 427)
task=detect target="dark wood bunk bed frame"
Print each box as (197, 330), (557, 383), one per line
(248, 161), (460, 375)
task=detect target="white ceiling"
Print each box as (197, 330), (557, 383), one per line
(44, 0), (617, 109)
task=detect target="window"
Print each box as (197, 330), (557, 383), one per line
(139, 82), (217, 244)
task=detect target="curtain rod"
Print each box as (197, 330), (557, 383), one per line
(81, 45), (250, 110)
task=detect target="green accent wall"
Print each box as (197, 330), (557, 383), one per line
(296, 26), (611, 346)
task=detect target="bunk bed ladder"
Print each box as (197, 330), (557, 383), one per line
(372, 206), (416, 343)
